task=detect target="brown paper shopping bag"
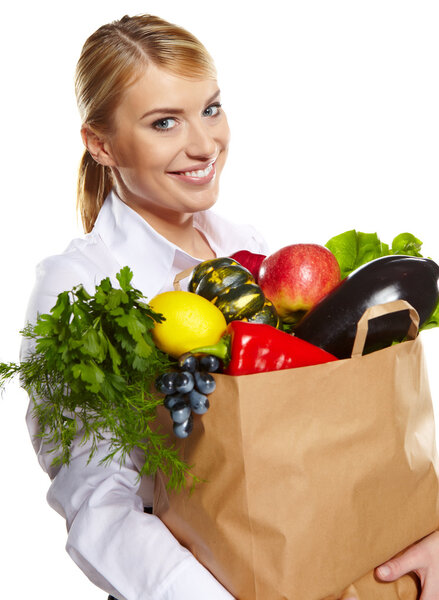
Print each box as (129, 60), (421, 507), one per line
(154, 300), (439, 600)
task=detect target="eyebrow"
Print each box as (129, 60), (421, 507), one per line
(140, 89), (221, 120)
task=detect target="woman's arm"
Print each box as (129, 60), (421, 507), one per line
(21, 257), (235, 600)
(45, 435), (234, 599)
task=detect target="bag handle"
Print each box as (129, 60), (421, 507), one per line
(351, 299), (420, 358)
(173, 267), (196, 291)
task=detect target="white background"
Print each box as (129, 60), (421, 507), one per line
(1, 1), (439, 598)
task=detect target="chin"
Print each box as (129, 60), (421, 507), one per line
(182, 188), (219, 214)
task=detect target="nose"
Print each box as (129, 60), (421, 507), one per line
(184, 119), (218, 160)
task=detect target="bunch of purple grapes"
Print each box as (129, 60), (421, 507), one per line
(155, 354), (221, 438)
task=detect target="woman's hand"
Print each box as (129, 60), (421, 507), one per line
(375, 530), (439, 599)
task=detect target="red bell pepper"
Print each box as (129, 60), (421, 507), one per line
(191, 320), (338, 375)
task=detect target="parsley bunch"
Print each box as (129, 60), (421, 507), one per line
(0, 267), (196, 491)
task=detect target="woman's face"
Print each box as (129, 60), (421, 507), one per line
(101, 63), (230, 218)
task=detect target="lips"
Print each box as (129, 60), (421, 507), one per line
(170, 158), (217, 175)
(168, 161), (216, 185)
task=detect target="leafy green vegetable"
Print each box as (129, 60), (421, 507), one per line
(0, 266), (198, 491)
(390, 233), (422, 256)
(326, 230), (385, 278)
(325, 230), (439, 331)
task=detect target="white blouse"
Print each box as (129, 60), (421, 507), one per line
(20, 188), (269, 600)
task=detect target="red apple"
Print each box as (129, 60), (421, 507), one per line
(258, 244), (341, 323)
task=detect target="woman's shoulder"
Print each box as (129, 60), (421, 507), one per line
(34, 232), (110, 294)
(26, 231), (120, 323)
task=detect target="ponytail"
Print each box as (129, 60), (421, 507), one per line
(77, 150), (113, 234)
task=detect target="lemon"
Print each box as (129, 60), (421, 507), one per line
(149, 291), (227, 358)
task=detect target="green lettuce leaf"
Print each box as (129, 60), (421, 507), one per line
(391, 233), (423, 256)
(325, 230), (424, 279)
(325, 229), (391, 278)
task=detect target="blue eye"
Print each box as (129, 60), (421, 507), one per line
(152, 102), (222, 133)
(153, 117), (176, 132)
(204, 102), (222, 117)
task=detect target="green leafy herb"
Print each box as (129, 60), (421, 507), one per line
(0, 266), (198, 491)
(325, 230), (438, 331)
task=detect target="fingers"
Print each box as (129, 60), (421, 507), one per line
(375, 555), (417, 581)
(375, 541), (425, 581)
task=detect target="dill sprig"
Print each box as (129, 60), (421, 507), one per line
(0, 266), (199, 491)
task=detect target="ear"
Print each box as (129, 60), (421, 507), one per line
(81, 125), (117, 167)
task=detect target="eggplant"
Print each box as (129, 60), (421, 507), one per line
(293, 255), (439, 359)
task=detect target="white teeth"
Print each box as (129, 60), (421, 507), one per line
(181, 162), (214, 178)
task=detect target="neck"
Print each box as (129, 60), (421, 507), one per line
(114, 186), (216, 260)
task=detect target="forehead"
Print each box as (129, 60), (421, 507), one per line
(116, 62), (219, 120)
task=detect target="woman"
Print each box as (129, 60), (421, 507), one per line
(21, 13), (439, 600)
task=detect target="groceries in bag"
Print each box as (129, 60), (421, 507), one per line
(294, 254), (439, 358)
(258, 243), (341, 324)
(190, 320), (338, 375)
(153, 299), (439, 600)
(189, 257), (280, 326)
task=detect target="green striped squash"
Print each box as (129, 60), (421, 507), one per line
(195, 265), (254, 301)
(244, 299), (280, 328)
(213, 283), (266, 322)
(188, 257), (239, 293)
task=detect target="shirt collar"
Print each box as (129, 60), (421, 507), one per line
(92, 189), (176, 297)
(91, 188), (262, 298)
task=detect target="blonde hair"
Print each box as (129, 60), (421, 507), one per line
(75, 14), (217, 233)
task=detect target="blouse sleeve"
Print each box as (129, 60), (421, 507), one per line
(21, 256), (235, 600)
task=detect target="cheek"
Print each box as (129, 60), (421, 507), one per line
(112, 133), (167, 171)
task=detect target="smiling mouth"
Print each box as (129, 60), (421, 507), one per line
(170, 160), (216, 178)
(167, 160), (217, 185)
